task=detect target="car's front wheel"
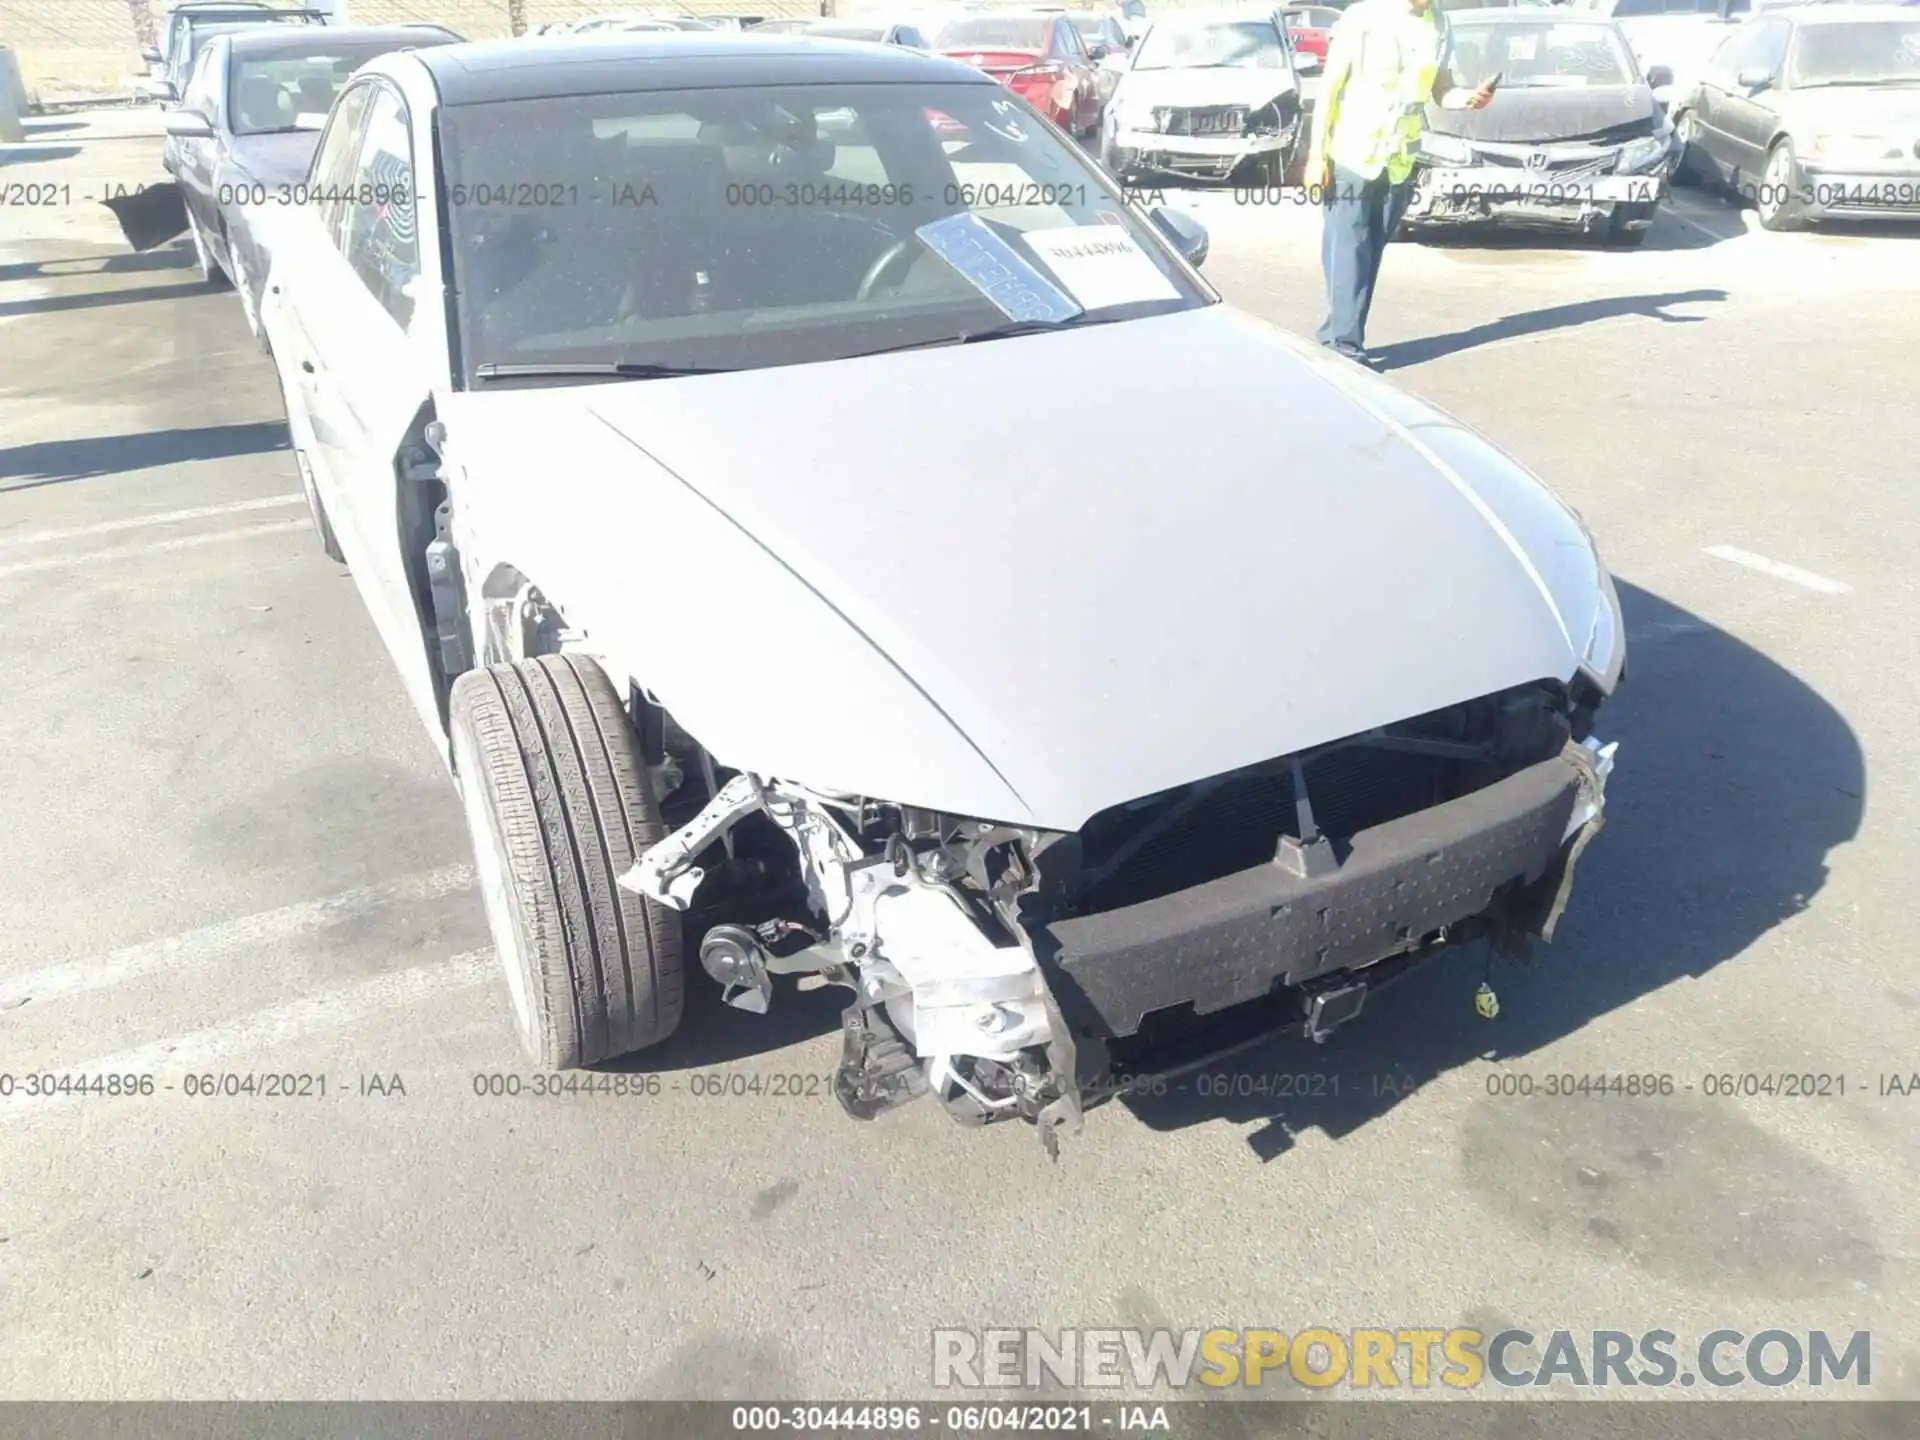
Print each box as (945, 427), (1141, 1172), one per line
(450, 654), (685, 1070)
(1756, 138), (1806, 232)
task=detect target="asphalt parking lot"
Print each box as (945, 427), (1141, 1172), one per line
(4, 109), (1920, 1406)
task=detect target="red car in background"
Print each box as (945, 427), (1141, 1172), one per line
(1283, 4), (1341, 63)
(935, 11), (1104, 137)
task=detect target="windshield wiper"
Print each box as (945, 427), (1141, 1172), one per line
(473, 360), (738, 382)
(845, 313), (1126, 359)
(1800, 77), (1920, 88)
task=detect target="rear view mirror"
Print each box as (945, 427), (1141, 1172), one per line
(1150, 205), (1208, 268)
(1294, 51), (1322, 73)
(1645, 64), (1673, 89)
(141, 45), (163, 63)
(164, 108), (213, 137)
(1088, 41), (1110, 59)
(1735, 65), (1772, 89)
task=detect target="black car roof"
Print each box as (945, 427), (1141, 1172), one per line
(225, 23), (460, 58)
(415, 33), (999, 105)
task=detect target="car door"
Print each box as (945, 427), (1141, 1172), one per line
(1690, 20), (1762, 177)
(174, 43), (227, 244)
(285, 80), (450, 746)
(1054, 17), (1098, 132)
(1714, 15), (1789, 177)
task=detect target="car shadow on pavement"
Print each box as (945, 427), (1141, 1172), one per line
(0, 145), (81, 166)
(1372, 288), (1726, 370)
(1117, 579), (1864, 1158)
(0, 246), (194, 284)
(0, 275), (222, 320)
(0, 420), (290, 489)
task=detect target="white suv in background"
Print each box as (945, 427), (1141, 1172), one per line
(1576, 0), (1750, 104)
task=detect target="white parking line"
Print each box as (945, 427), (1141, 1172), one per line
(0, 519), (310, 579)
(0, 863), (477, 1013)
(0, 950), (497, 1125)
(0, 494), (303, 549)
(1703, 545), (1851, 596)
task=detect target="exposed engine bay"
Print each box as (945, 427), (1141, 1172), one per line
(616, 679), (1618, 1158)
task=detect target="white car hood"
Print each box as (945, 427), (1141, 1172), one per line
(1117, 66), (1296, 110)
(440, 306), (1602, 831)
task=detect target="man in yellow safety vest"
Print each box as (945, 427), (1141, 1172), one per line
(1304, 0), (1498, 368)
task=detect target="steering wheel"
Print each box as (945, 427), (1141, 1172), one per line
(856, 238), (921, 300)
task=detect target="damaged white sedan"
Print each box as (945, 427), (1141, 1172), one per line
(264, 31), (1623, 1154)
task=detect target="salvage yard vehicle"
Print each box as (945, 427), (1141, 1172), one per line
(1098, 8), (1307, 185)
(1577, 0), (1751, 108)
(263, 32), (1623, 1154)
(164, 25), (462, 332)
(1673, 4), (1920, 228)
(1405, 9), (1679, 244)
(145, 6), (327, 103)
(936, 11), (1107, 135)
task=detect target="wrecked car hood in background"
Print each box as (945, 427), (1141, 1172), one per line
(1117, 67), (1298, 112)
(437, 306), (1603, 831)
(1426, 85), (1657, 144)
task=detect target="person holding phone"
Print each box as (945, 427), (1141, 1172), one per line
(1304, 0), (1498, 369)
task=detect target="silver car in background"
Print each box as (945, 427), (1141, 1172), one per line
(1098, 8), (1307, 184)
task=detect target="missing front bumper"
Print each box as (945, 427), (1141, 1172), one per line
(1032, 740), (1613, 1041)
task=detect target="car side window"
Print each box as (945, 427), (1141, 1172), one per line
(183, 44), (220, 117)
(308, 82), (375, 249)
(1704, 20), (1751, 72)
(339, 86), (422, 330)
(899, 26), (926, 48)
(1747, 17), (1788, 73)
(1611, 0), (1665, 16)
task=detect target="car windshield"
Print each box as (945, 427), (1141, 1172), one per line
(1286, 9), (1341, 29)
(228, 44), (426, 134)
(1068, 16), (1116, 42)
(1791, 19), (1920, 86)
(1449, 21), (1638, 87)
(811, 23), (889, 39)
(936, 17), (1049, 48)
(1133, 21), (1287, 70)
(437, 81), (1210, 384)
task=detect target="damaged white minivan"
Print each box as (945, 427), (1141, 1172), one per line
(264, 32), (1622, 1153)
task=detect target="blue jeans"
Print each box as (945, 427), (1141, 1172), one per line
(1314, 165), (1416, 358)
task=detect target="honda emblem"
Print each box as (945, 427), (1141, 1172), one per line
(1526, 151), (1549, 170)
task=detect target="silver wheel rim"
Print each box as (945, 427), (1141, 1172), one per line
(1762, 147), (1791, 217)
(454, 725), (536, 1053)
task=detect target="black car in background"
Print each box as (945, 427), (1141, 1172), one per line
(1403, 7), (1680, 245)
(161, 25), (462, 333)
(1675, 3), (1920, 228)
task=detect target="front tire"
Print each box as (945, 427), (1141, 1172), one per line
(1756, 138), (1805, 232)
(450, 654), (685, 1070)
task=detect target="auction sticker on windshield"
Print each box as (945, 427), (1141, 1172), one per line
(913, 213), (1083, 323)
(1023, 225), (1181, 312)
